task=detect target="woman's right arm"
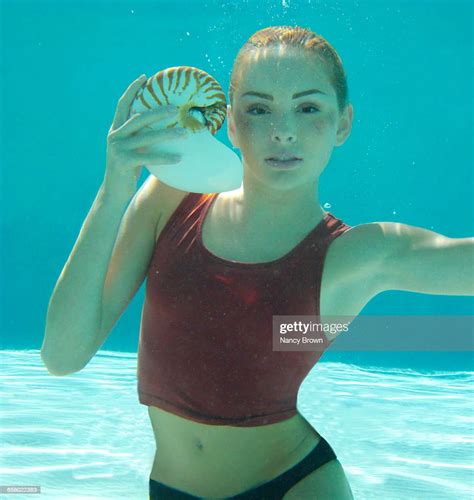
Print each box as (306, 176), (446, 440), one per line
(41, 75), (187, 376)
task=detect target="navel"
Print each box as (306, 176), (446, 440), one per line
(195, 438), (204, 451)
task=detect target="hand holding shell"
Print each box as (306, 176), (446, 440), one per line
(129, 66), (242, 193)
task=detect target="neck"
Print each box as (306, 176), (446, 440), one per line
(231, 171), (325, 231)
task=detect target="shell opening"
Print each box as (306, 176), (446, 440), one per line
(188, 107), (207, 126)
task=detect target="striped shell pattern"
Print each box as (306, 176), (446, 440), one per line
(131, 66), (227, 135)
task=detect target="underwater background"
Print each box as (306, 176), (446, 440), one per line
(1, 0), (473, 498)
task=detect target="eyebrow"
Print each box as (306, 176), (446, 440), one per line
(240, 89), (327, 100)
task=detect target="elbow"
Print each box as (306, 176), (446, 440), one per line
(41, 317), (93, 376)
(40, 348), (84, 377)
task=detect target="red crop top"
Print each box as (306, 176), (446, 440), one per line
(137, 192), (351, 426)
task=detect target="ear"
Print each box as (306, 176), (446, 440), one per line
(335, 103), (353, 146)
(226, 104), (239, 149)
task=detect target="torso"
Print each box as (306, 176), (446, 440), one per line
(147, 188), (383, 497)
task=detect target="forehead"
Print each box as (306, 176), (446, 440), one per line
(236, 46), (335, 98)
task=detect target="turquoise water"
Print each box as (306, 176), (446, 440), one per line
(1, 351), (473, 499)
(2, 0), (473, 353)
(1, 0), (473, 498)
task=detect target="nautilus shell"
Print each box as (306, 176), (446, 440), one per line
(129, 66), (242, 193)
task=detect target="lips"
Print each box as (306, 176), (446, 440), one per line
(265, 158), (302, 169)
(266, 153), (301, 161)
(268, 158), (301, 161)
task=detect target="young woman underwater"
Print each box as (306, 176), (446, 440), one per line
(42, 26), (474, 499)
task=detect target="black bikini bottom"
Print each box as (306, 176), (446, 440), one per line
(149, 434), (337, 499)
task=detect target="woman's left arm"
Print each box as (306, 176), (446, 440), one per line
(376, 223), (474, 296)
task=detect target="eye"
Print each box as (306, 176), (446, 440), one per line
(300, 105), (320, 114)
(245, 104), (320, 115)
(246, 105), (268, 115)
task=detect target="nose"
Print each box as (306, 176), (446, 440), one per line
(271, 123), (296, 143)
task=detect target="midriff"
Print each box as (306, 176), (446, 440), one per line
(148, 405), (322, 498)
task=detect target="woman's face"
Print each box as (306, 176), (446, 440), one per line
(227, 47), (352, 189)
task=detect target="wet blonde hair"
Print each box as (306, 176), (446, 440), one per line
(229, 26), (349, 112)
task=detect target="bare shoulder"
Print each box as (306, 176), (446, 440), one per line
(323, 221), (393, 292)
(140, 176), (190, 241)
(328, 221), (391, 259)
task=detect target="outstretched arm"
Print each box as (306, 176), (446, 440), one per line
(376, 223), (474, 296)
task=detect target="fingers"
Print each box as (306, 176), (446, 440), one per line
(111, 75), (147, 131)
(111, 106), (179, 140)
(123, 127), (188, 150)
(132, 151), (182, 165)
